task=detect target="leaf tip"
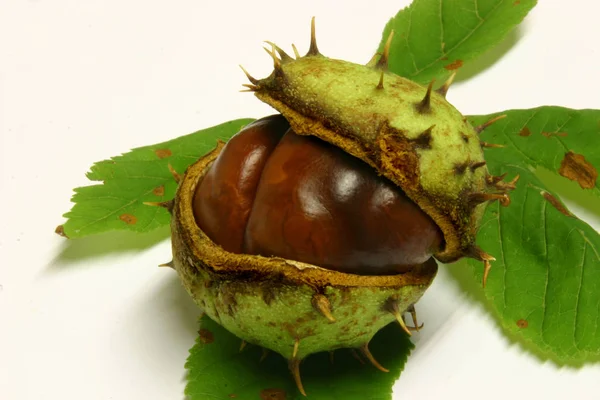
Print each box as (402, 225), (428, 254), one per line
(54, 224), (69, 238)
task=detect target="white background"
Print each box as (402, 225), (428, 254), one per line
(1, 0), (600, 399)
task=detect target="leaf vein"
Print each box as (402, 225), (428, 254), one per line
(474, 0), (483, 21)
(439, 0), (445, 53)
(572, 229), (586, 351)
(496, 201), (508, 312)
(405, 6), (419, 72)
(540, 198), (551, 346)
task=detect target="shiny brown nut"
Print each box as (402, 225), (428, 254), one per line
(193, 114), (443, 275)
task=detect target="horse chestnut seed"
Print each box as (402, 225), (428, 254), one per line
(193, 115), (443, 275)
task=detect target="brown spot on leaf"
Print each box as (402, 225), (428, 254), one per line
(514, 0), (521, 5)
(198, 328), (214, 344)
(541, 131), (568, 138)
(152, 185), (165, 196)
(559, 151), (598, 189)
(54, 225), (69, 238)
(228, 394), (238, 399)
(516, 319), (528, 329)
(444, 59), (463, 70)
(542, 191), (573, 217)
(519, 127), (531, 137)
(119, 214), (137, 225)
(260, 388), (287, 400)
(154, 148), (172, 159)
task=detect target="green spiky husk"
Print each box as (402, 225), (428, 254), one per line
(253, 54), (492, 263)
(170, 144), (437, 360)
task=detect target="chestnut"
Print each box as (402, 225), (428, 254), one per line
(193, 115), (443, 275)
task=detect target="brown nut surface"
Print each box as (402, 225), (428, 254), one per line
(193, 115), (443, 275)
(192, 115), (289, 253)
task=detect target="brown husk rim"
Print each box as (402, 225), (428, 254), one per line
(172, 141), (438, 290)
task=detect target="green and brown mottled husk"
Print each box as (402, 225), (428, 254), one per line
(170, 144), (437, 361)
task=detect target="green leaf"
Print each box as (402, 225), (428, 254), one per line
(379, 0), (537, 84)
(465, 108), (600, 362)
(60, 118), (254, 238)
(186, 315), (413, 400)
(475, 107), (600, 195)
